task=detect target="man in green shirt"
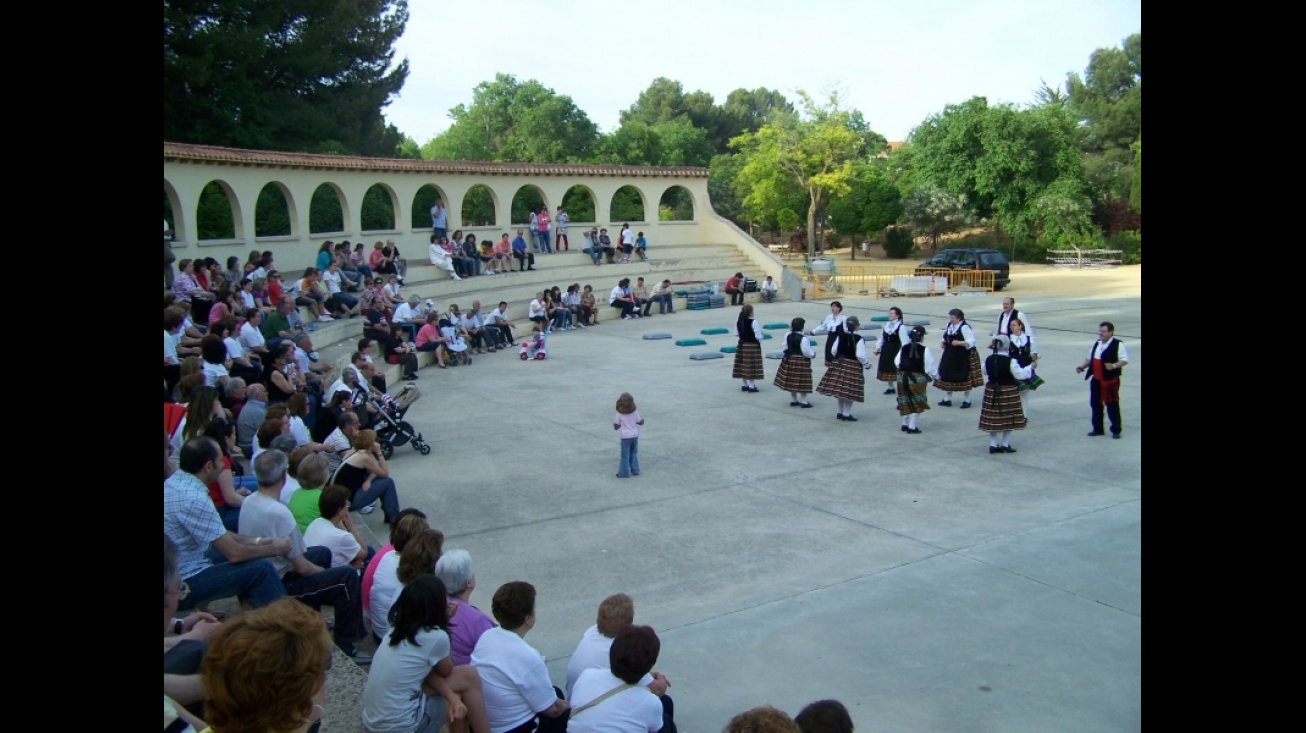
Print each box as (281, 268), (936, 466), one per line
(262, 297), (297, 353)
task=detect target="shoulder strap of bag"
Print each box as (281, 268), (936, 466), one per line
(570, 682), (638, 718)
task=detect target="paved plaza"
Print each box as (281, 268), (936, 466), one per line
(320, 269), (1142, 733)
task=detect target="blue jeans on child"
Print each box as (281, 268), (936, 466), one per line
(618, 437), (640, 477)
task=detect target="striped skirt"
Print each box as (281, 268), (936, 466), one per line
(977, 382), (1028, 432)
(896, 372), (932, 415)
(876, 348), (899, 382)
(935, 350), (985, 392)
(816, 358), (865, 402)
(773, 354), (813, 393)
(732, 342), (764, 380)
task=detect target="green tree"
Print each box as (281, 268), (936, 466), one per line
(731, 90), (865, 256)
(597, 118), (714, 167)
(424, 74), (599, 163)
(164, 0), (410, 156)
(827, 163), (904, 242)
(1034, 177), (1099, 254)
(908, 96), (992, 218)
(1067, 34), (1141, 202)
(1129, 137), (1141, 213)
(902, 186), (971, 251)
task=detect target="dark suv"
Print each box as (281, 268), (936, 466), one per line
(915, 248), (1011, 291)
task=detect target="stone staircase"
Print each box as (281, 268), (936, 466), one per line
(293, 243), (785, 384)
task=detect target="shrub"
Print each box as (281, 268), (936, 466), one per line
(882, 226), (915, 258)
(1108, 230), (1141, 264)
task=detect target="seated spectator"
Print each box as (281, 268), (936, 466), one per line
(394, 295), (426, 343)
(365, 512), (425, 619)
(351, 242), (374, 281)
(440, 315), (473, 366)
(264, 342), (301, 404)
(580, 285), (600, 326)
(528, 292), (549, 332)
(224, 256), (244, 289)
(650, 279), (676, 315)
(200, 334), (231, 389)
(416, 312), (450, 368)
(435, 549), (497, 667)
(206, 291), (236, 329)
(163, 534), (221, 730)
(371, 240), (404, 283)
(261, 297), (301, 355)
(173, 384), (226, 453)
(286, 393), (326, 451)
(564, 285), (584, 328)
(725, 272), (746, 306)
(322, 409), (358, 475)
(459, 301), (500, 354)
(486, 301), (518, 347)
(334, 241), (364, 291)
(250, 412), (289, 463)
(164, 437), (289, 612)
(461, 233), (484, 277)
(569, 626), (675, 733)
(493, 233), (514, 273)
(199, 597), (334, 733)
(760, 275), (780, 303)
(220, 377), (248, 423)
(321, 260), (360, 318)
(203, 418), (250, 532)
(213, 318), (261, 384)
(279, 442), (312, 503)
(564, 594), (672, 725)
(429, 234), (463, 280)
(632, 277), (652, 318)
(599, 228), (615, 264)
(362, 575), (490, 733)
(239, 308), (271, 362)
(286, 452), (330, 533)
(303, 484), (373, 569)
(369, 517), (437, 642)
(361, 277), (395, 323)
(333, 428), (402, 524)
(173, 258), (215, 321)
(238, 450), (372, 664)
(794, 700), (853, 733)
(235, 383), (268, 457)
(471, 581), (570, 733)
(582, 229), (602, 266)
(512, 229), (537, 272)
(610, 279), (637, 319)
(293, 268), (333, 323)
(725, 707), (801, 733)
(313, 392), (352, 444)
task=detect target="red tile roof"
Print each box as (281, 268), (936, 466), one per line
(164, 142), (709, 178)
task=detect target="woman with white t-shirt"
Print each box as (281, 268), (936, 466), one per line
(569, 625), (674, 733)
(368, 515), (429, 643)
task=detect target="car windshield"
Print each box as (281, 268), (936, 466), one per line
(979, 252), (1008, 266)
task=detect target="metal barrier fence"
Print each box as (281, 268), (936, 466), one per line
(799, 267), (994, 300)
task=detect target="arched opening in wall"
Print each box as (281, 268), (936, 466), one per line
(461, 185), (496, 227)
(163, 186), (177, 238)
(255, 183), (292, 237)
(561, 185), (596, 223)
(197, 181), (236, 240)
(412, 184), (449, 229)
(610, 186), (646, 223)
(310, 184), (345, 234)
(511, 185), (547, 225)
(659, 186), (694, 221)
(361, 184), (397, 231)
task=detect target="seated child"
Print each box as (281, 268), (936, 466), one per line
(519, 326), (548, 361)
(635, 232), (648, 261)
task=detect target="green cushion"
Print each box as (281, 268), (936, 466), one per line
(871, 315), (889, 322)
(700, 328), (729, 335)
(763, 323), (788, 330)
(808, 339), (818, 346)
(761, 333), (772, 340)
(720, 345), (737, 353)
(675, 339), (708, 346)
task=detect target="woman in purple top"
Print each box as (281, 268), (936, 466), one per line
(434, 548), (498, 666)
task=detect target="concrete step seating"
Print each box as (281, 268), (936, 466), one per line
(287, 243), (783, 386)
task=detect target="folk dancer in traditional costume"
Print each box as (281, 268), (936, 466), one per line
(732, 304), (765, 393)
(816, 316), (871, 421)
(807, 301), (848, 366)
(934, 308), (984, 408)
(1006, 316), (1043, 417)
(979, 335), (1035, 453)
(1076, 321), (1128, 439)
(993, 297), (1036, 356)
(773, 317), (815, 408)
(873, 307), (905, 395)
(895, 325), (936, 434)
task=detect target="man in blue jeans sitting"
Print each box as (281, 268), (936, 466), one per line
(164, 437), (290, 612)
(238, 449), (374, 663)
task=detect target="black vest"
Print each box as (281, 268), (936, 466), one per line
(882, 322), (902, 350)
(996, 309), (1021, 336)
(946, 320), (975, 352)
(1085, 339), (1123, 381)
(837, 330), (862, 360)
(1008, 336), (1034, 368)
(738, 316), (758, 343)
(986, 354), (1017, 385)
(784, 331), (807, 357)
(899, 343), (926, 373)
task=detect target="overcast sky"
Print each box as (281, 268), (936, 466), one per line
(384, 0), (1141, 146)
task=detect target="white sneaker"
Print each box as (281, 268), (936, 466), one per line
(578, 323), (586, 329)
(623, 315), (633, 320)
(633, 313), (641, 318)
(452, 273), (462, 281)
(359, 502), (377, 514)
(485, 271), (495, 276)
(318, 314), (334, 322)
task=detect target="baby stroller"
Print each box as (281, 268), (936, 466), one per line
(361, 382), (431, 458)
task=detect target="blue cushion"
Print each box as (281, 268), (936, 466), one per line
(689, 352), (724, 360)
(642, 333), (673, 340)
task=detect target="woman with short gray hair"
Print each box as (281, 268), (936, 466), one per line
(436, 549), (497, 666)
